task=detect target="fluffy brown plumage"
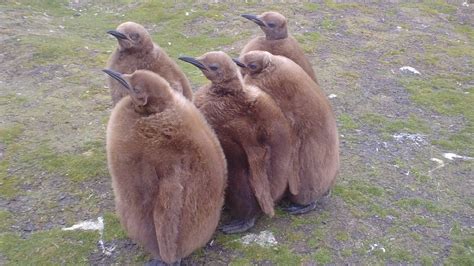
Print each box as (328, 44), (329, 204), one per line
(106, 21), (192, 106)
(179, 51), (292, 233)
(104, 69), (226, 264)
(240, 11), (318, 83)
(240, 50), (339, 210)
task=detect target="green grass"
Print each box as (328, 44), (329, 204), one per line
(395, 198), (444, 214)
(103, 212), (128, 241)
(0, 229), (98, 265)
(401, 75), (474, 155)
(338, 113), (358, 131)
(0, 124), (24, 144)
(313, 247), (332, 264)
(401, 1), (456, 16)
(20, 141), (107, 182)
(0, 210), (13, 232)
(361, 113), (430, 135)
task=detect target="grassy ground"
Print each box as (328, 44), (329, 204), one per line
(0, 0), (473, 265)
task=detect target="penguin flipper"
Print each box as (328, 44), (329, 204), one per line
(245, 146), (275, 217)
(153, 169), (184, 264)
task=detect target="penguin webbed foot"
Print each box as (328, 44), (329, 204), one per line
(220, 217), (256, 234)
(283, 201), (317, 215)
(144, 259), (181, 266)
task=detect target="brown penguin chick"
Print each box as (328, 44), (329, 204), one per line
(106, 21), (193, 106)
(240, 11), (318, 84)
(103, 69), (226, 264)
(240, 50), (339, 214)
(179, 52), (292, 234)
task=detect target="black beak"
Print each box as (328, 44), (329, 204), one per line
(102, 69), (131, 91)
(178, 56), (207, 70)
(107, 30), (128, 40)
(232, 58), (246, 68)
(241, 14), (266, 27)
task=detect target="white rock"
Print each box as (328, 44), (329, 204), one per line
(400, 66), (421, 75)
(442, 153), (473, 161)
(328, 94), (337, 99)
(393, 133), (426, 146)
(240, 231), (278, 247)
(62, 217), (103, 231)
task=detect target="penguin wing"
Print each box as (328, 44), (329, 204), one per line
(244, 145), (275, 217)
(152, 167), (184, 264)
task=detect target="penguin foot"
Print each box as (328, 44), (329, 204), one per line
(144, 259), (181, 266)
(283, 201), (317, 215)
(220, 217), (256, 234)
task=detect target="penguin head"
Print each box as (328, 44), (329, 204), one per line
(103, 69), (172, 112)
(179, 51), (240, 85)
(239, 50), (273, 76)
(108, 22), (153, 52)
(242, 11), (288, 40)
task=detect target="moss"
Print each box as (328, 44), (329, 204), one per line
(303, 2), (320, 12)
(21, 141), (107, 182)
(387, 248), (415, 262)
(321, 18), (337, 30)
(0, 124), (25, 145)
(402, 75), (474, 156)
(103, 212), (127, 241)
(395, 198), (444, 214)
(421, 255), (434, 266)
(410, 215), (440, 228)
(341, 249), (352, 258)
(323, 0), (361, 10)
(402, 1), (456, 15)
(455, 24), (474, 42)
(0, 160), (20, 199)
(339, 113), (358, 131)
(0, 94), (28, 105)
(0, 229), (98, 265)
(335, 231), (350, 242)
(240, 245), (302, 264)
(0, 210), (13, 232)
(361, 113), (430, 134)
(446, 235), (474, 265)
(313, 247), (332, 264)
(333, 181), (385, 205)
(294, 31), (323, 53)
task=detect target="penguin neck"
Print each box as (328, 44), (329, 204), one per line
(210, 74), (244, 97)
(265, 29), (288, 40)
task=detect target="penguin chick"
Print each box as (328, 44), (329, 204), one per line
(240, 11), (318, 83)
(179, 52), (292, 234)
(106, 21), (193, 106)
(104, 69), (226, 264)
(240, 50), (339, 214)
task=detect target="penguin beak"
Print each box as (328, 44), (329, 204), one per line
(241, 14), (266, 27)
(232, 58), (247, 68)
(102, 69), (131, 91)
(178, 56), (207, 70)
(107, 30), (129, 40)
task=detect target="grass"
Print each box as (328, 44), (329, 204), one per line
(401, 74), (474, 156)
(0, 0), (472, 265)
(0, 210), (13, 232)
(0, 229), (98, 265)
(0, 124), (24, 145)
(395, 198), (444, 214)
(361, 113), (430, 135)
(20, 141), (107, 182)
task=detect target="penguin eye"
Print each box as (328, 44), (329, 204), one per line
(130, 33), (139, 40)
(267, 23), (276, 28)
(209, 64), (219, 71)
